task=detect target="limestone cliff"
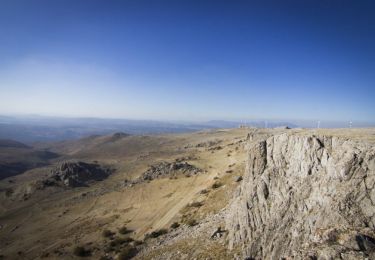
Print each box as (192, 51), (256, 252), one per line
(226, 132), (375, 259)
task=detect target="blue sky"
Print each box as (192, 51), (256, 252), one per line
(0, 0), (374, 122)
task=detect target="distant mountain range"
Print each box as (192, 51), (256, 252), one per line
(0, 115), (373, 143)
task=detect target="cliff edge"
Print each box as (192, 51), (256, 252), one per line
(226, 132), (375, 259)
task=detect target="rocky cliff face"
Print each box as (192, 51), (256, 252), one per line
(226, 132), (375, 259)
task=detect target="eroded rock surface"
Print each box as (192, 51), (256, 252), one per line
(226, 133), (375, 259)
(47, 161), (112, 187)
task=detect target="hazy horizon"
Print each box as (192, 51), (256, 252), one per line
(1, 0), (374, 122)
(1, 113), (374, 128)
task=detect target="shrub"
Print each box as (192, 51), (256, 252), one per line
(133, 240), (143, 246)
(117, 246), (137, 260)
(170, 222), (180, 229)
(73, 246), (90, 257)
(186, 219), (198, 227)
(200, 189), (209, 194)
(106, 236), (135, 254)
(118, 226), (128, 234)
(114, 237), (134, 245)
(145, 229), (168, 239)
(188, 201), (203, 208)
(102, 229), (113, 238)
(212, 182), (222, 189)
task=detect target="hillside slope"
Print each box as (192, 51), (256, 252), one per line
(0, 128), (251, 259)
(1, 128), (374, 259)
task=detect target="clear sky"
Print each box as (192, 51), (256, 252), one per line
(0, 0), (374, 122)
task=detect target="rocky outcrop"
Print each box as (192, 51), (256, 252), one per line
(226, 133), (375, 259)
(141, 161), (202, 181)
(47, 161), (112, 187)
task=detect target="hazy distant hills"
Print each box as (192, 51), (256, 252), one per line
(0, 116), (205, 143)
(0, 139), (31, 148)
(1, 115), (373, 143)
(0, 138), (59, 180)
(0, 115), (298, 143)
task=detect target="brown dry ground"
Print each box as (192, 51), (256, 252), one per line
(0, 128), (252, 259)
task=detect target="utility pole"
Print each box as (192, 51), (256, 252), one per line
(349, 121), (352, 128)
(317, 120), (321, 129)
